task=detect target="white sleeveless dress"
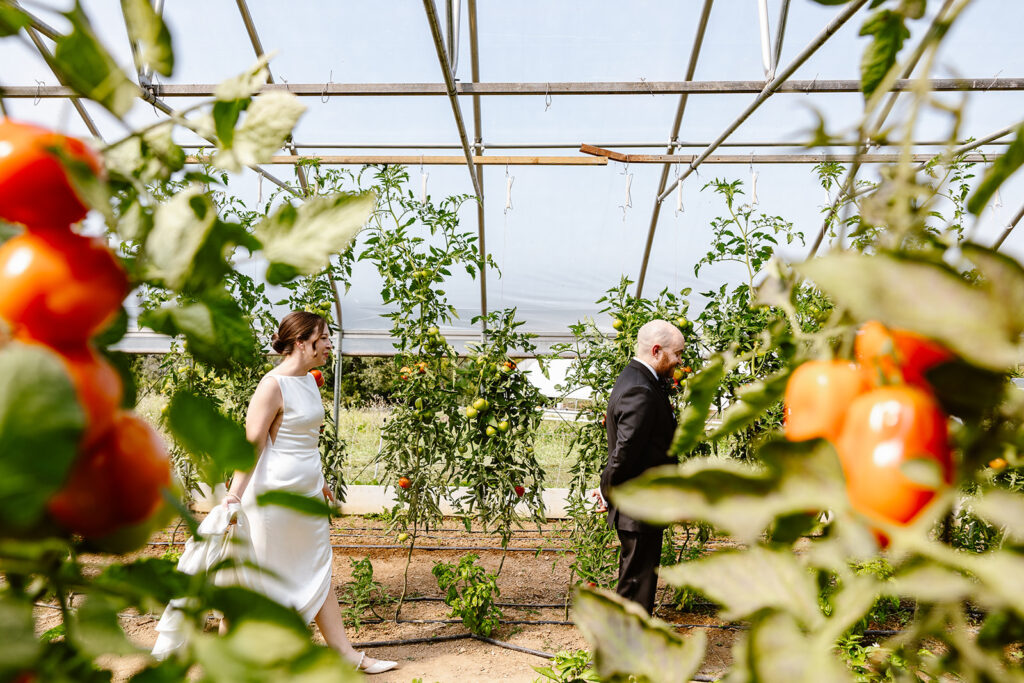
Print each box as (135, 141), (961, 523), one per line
(240, 373), (332, 623)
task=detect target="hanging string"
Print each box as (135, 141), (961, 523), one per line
(504, 163), (515, 215)
(544, 83), (552, 112)
(674, 163), (685, 217)
(321, 70), (333, 104)
(994, 187), (1003, 208)
(34, 79), (43, 106)
(419, 156), (429, 204)
(749, 153), (759, 206)
(257, 174), (263, 208)
(619, 162), (632, 222)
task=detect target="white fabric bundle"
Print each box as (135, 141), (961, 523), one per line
(151, 503), (261, 659)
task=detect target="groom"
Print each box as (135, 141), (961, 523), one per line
(600, 319), (685, 614)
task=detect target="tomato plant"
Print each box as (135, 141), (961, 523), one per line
(0, 119), (103, 230)
(0, 229), (128, 346)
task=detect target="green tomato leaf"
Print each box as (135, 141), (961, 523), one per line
(573, 588), (706, 683)
(257, 490), (333, 518)
(612, 440), (847, 545)
(255, 191), (375, 284)
(709, 368), (790, 441)
(51, 4), (138, 117)
(797, 252), (1023, 371)
(96, 558), (190, 605)
(138, 295), (257, 369)
(972, 490), (1024, 545)
(859, 9), (909, 99)
(661, 547), (823, 628)
(145, 187), (217, 290)
(214, 91), (306, 173)
(72, 594), (138, 657)
(738, 611), (851, 683)
(0, 5), (29, 36)
(121, 0), (174, 76)
(0, 343), (85, 529)
(670, 357), (725, 456)
(215, 55), (272, 102)
(167, 391), (255, 480)
(0, 595), (41, 671)
(968, 124), (1024, 215)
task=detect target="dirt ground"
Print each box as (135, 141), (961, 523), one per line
(33, 516), (736, 682)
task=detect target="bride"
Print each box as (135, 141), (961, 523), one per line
(224, 311), (396, 674)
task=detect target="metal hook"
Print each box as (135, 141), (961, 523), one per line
(640, 76), (654, 97)
(34, 80), (43, 106)
(321, 70), (333, 103)
(544, 83), (552, 111)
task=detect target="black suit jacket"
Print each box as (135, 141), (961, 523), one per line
(601, 359), (678, 532)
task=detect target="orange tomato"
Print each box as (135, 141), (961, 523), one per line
(784, 360), (868, 442)
(835, 385), (953, 527)
(310, 368), (324, 387)
(398, 476), (411, 489)
(0, 229), (127, 346)
(48, 411), (172, 539)
(855, 320), (954, 390)
(17, 339), (122, 445)
(0, 119), (103, 230)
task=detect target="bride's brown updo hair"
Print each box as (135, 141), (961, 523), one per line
(271, 311), (328, 354)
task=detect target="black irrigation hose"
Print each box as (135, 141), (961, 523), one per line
(144, 540), (565, 552)
(471, 634), (555, 659)
(352, 633), (475, 649)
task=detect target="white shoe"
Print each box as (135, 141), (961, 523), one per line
(356, 651), (398, 674)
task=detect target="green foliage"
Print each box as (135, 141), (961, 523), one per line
(968, 123), (1024, 215)
(431, 554), (503, 637)
(339, 557), (393, 629)
(559, 494), (620, 590)
(533, 649), (601, 683)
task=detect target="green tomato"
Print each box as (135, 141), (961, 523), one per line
(485, 425), (497, 437)
(465, 406), (478, 418)
(612, 318), (624, 330)
(397, 532), (409, 543)
(427, 326), (439, 336)
(473, 397), (488, 412)
(497, 420), (510, 433)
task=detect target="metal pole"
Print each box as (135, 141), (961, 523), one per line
(207, 139), (1005, 151)
(235, 0), (310, 196)
(7, 78), (1024, 98)
(467, 0), (487, 333)
(23, 24), (103, 139)
(657, 0), (870, 203)
(757, 0), (772, 76)
(768, 0), (791, 80)
(634, 0), (714, 298)
(993, 202), (1024, 251)
(421, 0), (483, 199)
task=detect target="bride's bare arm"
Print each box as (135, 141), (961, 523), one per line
(224, 376), (283, 503)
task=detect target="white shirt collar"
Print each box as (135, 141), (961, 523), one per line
(634, 358), (659, 381)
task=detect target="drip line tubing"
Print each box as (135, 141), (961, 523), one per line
(471, 634), (555, 659)
(352, 632), (475, 649)
(145, 540), (566, 552)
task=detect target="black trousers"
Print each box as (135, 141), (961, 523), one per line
(615, 528), (663, 615)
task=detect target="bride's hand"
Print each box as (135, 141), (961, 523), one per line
(322, 485), (335, 504)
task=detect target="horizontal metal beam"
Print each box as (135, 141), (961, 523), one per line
(5, 78), (1024, 98)
(185, 152), (996, 167)
(187, 154), (607, 166)
(174, 138), (1010, 150)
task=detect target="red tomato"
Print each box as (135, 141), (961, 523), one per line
(0, 119), (103, 230)
(398, 476), (411, 490)
(18, 339), (122, 445)
(784, 360), (868, 442)
(514, 485), (526, 497)
(835, 386), (953, 527)
(855, 320), (954, 390)
(0, 229), (127, 346)
(310, 368), (324, 387)
(48, 411), (172, 539)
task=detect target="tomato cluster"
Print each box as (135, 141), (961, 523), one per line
(784, 321), (955, 539)
(0, 120), (172, 549)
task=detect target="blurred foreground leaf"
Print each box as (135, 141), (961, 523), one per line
(661, 547), (822, 628)
(256, 490), (333, 518)
(256, 191), (376, 285)
(139, 295), (256, 369)
(214, 91), (306, 173)
(670, 357), (724, 456)
(797, 253), (1023, 371)
(167, 391), (255, 480)
(613, 440), (846, 544)
(573, 589), (705, 683)
(121, 0), (174, 77)
(0, 343), (85, 529)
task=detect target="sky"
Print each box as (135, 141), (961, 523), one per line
(2, 0), (1023, 354)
